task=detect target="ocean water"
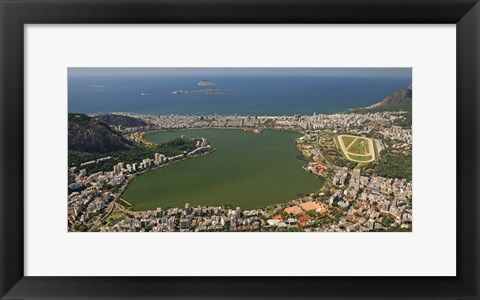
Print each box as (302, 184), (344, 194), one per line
(68, 75), (411, 116)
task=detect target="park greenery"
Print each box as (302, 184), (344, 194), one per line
(376, 152), (412, 181)
(386, 226), (412, 232)
(262, 118), (276, 128)
(381, 215), (395, 227)
(340, 135), (356, 147)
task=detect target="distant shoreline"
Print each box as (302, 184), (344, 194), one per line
(87, 109), (360, 118)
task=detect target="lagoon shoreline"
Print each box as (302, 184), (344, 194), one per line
(121, 128), (323, 211)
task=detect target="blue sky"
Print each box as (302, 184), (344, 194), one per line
(68, 67), (412, 78)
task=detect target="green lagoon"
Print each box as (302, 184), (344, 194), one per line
(121, 129), (322, 211)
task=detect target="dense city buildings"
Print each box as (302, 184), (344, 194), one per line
(68, 109), (412, 232)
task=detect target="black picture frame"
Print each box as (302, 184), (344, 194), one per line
(1, 0), (479, 299)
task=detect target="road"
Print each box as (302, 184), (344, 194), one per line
(313, 134), (335, 169)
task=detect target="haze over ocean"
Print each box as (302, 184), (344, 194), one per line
(68, 68), (412, 116)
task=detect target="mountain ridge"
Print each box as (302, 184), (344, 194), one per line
(371, 84), (412, 108)
(68, 113), (134, 153)
(97, 114), (148, 128)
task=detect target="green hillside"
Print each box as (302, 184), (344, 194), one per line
(68, 113), (133, 153)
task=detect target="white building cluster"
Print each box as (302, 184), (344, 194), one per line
(68, 139), (213, 230)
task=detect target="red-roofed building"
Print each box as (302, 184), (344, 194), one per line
(298, 215), (312, 227)
(273, 215), (284, 223)
(300, 201), (321, 212)
(318, 208), (328, 215)
(284, 206), (303, 216)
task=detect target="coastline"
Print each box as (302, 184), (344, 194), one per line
(67, 73), (413, 232)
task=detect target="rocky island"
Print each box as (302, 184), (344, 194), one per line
(198, 80), (216, 86)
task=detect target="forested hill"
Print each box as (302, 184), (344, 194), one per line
(350, 85), (412, 114)
(348, 85), (412, 127)
(68, 113), (133, 153)
(374, 84), (412, 107)
(97, 114), (148, 128)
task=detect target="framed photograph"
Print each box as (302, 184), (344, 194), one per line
(1, 0), (479, 299)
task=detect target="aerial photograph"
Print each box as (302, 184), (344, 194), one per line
(68, 68), (412, 232)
